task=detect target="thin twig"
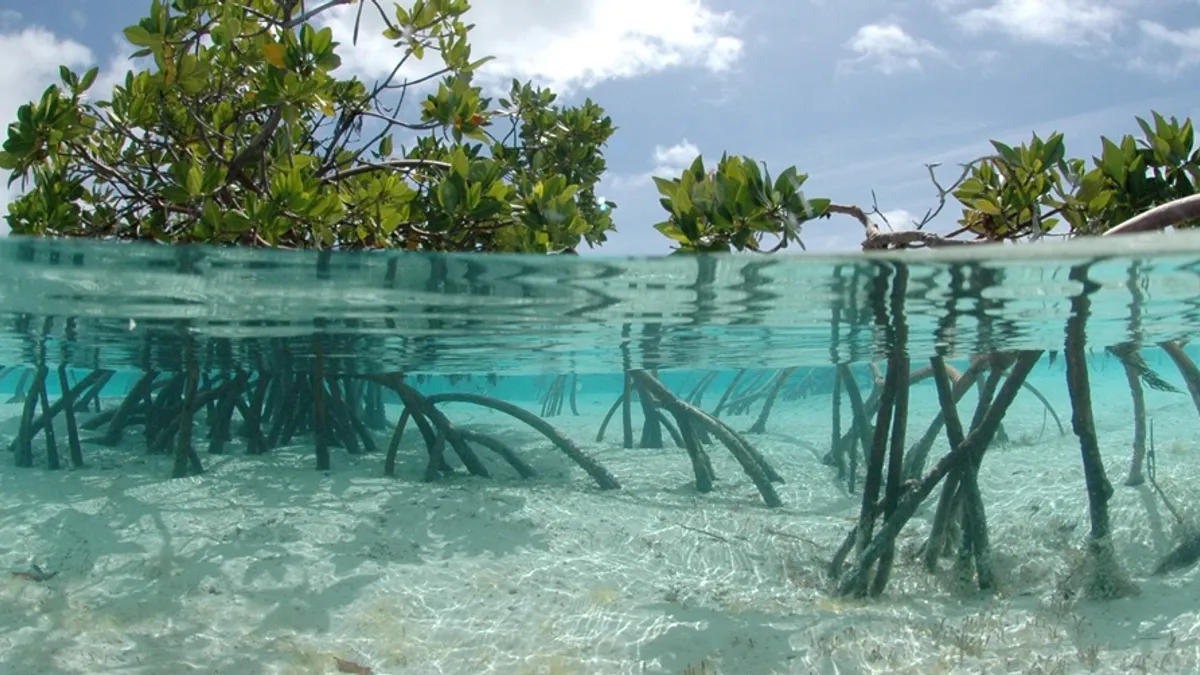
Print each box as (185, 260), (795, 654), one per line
(322, 158), (453, 183)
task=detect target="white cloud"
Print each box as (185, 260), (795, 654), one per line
(317, 0), (744, 94)
(841, 23), (942, 75)
(0, 25), (142, 236)
(650, 139), (701, 177)
(879, 208), (919, 229)
(951, 0), (1124, 46)
(1136, 20), (1200, 75)
(0, 27), (94, 234)
(607, 138), (701, 191)
(87, 37), (143, 101)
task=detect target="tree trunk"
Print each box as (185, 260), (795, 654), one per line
(1064, 263), (1138, 600)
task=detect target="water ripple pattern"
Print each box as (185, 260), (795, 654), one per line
(2, 233), (1200, 373)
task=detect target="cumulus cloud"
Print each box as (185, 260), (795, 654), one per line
(0, 27), (95, 233)
(317, 0), (744, 94)
(0, 27), (91, 114)
(879, 208), (919, 229)
(609, 137), (700, 187)
(841, 23), (942, 75)
(649, 139), (701, 177)
(950, 0), (1125, 46)
(606, 138), (702, 191)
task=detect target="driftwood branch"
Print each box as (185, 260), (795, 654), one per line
(862, 230), (993, 250)
(826, 203), (993, 251)
(1102, 194), (1200, 237)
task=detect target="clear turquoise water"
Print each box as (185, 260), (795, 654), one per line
(2, 233), (1199, 674)
(2, 232), (1200, 375)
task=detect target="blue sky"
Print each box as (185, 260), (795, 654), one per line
(1, 0), (1198, 255)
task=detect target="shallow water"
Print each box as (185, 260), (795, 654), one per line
(4, 232), (1200, 373)
(1, 234), (1199, 675)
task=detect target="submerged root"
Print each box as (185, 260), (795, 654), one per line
(1081, 537), (1140, 600)
(748, 367), (808, 434)
(1153, 529), (1200, 575)
(833, 350), (1043, 597)
(424, 391), (620, 490)
(538, 374), (579, 418)
(629, 370), (783, 508)
(1064, 263), (1138, 600)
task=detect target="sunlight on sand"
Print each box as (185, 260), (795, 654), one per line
(1, 375), (1198, 674)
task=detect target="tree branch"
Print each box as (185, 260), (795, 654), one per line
(322, 158), (453, 184)
(826, 203), (878, 238)
(1101, 194), (1200, 237)
(225, 105), (284, 189)
(863, 230), (993, 250)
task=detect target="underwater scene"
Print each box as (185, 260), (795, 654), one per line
(2, 234), (1200, 675)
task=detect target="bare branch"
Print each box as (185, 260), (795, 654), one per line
(283, 0), (357, 29)
(1102, 194), (1200, 237)
(911, 158), (991, 230)
(358, 109), (439, 131)
(322, 158), (453, 183)
(225, 105), (284, 187)
(862, 230), (994, 250)
(826, 203), (879, 237)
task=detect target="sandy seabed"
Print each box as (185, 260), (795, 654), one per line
(1, 376), (1198, 675)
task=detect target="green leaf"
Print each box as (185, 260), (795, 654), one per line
(974, 199), (1002, 216)
(439, 177), (462, 212)
(802, 197), (830, 219)
(222, 211), (253, 232)
(78, 66), (99, 93)
(123, 25), (156, 47)
(466, 56), (495, 71)
(262, 43), (287, 69)
(652, 176), (679, 199)
(1088, 190), (1113, 211)
(1043, 133), (1066, 166)
(1098, 136), (1127, 185)
(1136, 116), (1156, 144)
(449, 147), (469, 178)
(59, 66), (76, 88)
(186, 165), (203, 196)
(991, 140), (1020, 164)
(316, 53), (342, 72)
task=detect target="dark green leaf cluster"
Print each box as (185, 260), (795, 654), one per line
(951, 112), (1200, 240)
(1, 0), (615, 253)
(3, 0), (1198, 254)
(652, 154), (830, 253)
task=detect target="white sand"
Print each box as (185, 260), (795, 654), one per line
(1, 372), (1198, 675)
